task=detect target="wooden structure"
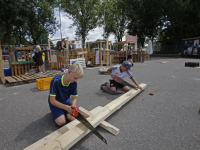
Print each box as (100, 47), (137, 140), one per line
(48, 37), (85, 70)
(113, 35), (149, 63)
(87, 39), (113, 66)
(0, 41), (5, 83)
(4, 70), (65, 86)
(8, 46), (34, 76)
(24, 83), (147, 150)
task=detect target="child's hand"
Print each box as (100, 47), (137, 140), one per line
(66, 105), (75, 114)
(137, 85), (142, 90)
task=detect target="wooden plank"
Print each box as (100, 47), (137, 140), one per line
(0, 43), (6, 83)
(24, 51), (27, 73)
(25, 83), (146, 150)
(12, 76), (23, 82)
(5, 76), (17, 83)
(24, 106), (100, 150)
(27, 50), (30, 70)
(15, 75), (26, 81)
(11, 65), (14, 76)
(18, 64), (21, 75)
(21, 64), (24, 74)
(80, 106), (120, 136)
(20, 75), (32, 80)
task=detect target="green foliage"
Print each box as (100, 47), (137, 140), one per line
(60, 0), (102, 44)
(103, 0), (128, 42)
(0, 0), (58, 45)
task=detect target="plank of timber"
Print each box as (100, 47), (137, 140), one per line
(18, 64), (21, 75)
(12, 76), (23, 82)
(0, 47), (5, 84)
(76, 51), (88, 55)
(80, 106), (120, 136)
(27, 74), (40, 79)
(33, 73), (47, 78)
(38, 83), (147, 150)
(11, 65), (14, 76)
(5, 76), (17, 83)
(24, 106), (101, 150)
(20, 75), (32, 80)
(15, 75), (26, 81)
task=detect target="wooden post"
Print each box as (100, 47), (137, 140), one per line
(48, 39), (50, 50)
(0, 40), (5, 83)
(100, 41), (102, 66)
(125, 33), (127, 60)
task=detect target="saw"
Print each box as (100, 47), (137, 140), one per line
(113, 75), (137, 89)
(71, 105), (107, 144)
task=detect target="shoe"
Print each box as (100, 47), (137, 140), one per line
(100, 82), (109, 90)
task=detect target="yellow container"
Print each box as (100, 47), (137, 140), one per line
(36, 77), (54, 91)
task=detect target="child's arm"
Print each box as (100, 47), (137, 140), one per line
(107, 68), (117, 80)
(71, 96), (77, 106)
(50, 96), (75, 114)
(130, 77), (142, 90)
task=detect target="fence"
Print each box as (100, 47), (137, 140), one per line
(153, 44), (182, 54)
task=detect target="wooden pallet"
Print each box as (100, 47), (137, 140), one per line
(4, 70), (65, 85)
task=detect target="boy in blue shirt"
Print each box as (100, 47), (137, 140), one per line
(48, 63), (84, 126)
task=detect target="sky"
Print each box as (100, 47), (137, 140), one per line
(49, 9), (125, 45)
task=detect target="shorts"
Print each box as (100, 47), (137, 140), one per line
(127, 55), (132, 59)
(109, 80), (125, 89)
(36, 59), (43, 66)
(48, 97), (72, 120)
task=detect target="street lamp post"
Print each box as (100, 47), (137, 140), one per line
(59, 4), (62, 41)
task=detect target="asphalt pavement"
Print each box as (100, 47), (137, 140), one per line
(0, 57), (200, 150)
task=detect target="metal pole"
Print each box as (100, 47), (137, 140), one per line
(59, 4), (62, 41)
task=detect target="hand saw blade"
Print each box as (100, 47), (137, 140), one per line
(116, 78), (137, 89)
(76, 112), (108, 145)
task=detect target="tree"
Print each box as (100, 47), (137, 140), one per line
(103, 0), (128, 42)
(0, 0), (20, 44)
(60, 0), (102, 44)
(124, 0), (167, 47)
(159, 0), (199, 45)
(0, 0), (58, 45)
(22, 0), (57, 44)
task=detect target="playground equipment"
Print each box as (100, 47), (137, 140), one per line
(87, 38), (114, 66)
(113, 34), (149, 63)
(48, 37), (86, 70)
(8, 46), (35, 76)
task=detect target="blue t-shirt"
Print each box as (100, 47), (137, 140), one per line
(49, 75), (78, 104)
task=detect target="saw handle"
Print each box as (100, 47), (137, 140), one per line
(113, 75), (119, 81)
(71, 105), (79, 117)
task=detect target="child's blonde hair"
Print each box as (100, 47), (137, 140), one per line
(68, 63), (84, 78)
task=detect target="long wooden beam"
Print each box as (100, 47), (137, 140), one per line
(25, 83), (146, 150)
(24, 106), (115, 150)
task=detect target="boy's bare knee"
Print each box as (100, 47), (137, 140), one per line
(123, 86), (129, 92)
(55, 119), (66, 126)
(55, 116), (66, 126)
(66, 114), (75, 122)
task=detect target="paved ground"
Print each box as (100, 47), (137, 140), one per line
(0, 57), (200, 150)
